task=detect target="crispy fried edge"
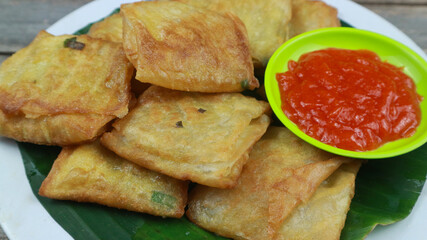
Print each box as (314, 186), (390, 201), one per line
(0, 110), (114, 146)
(121, 1), (258, 92)
(39, 146), (188, 218)
(88, 13), (123, 43)
(0, 31), (133, 118)
(101, 113), (270, 188)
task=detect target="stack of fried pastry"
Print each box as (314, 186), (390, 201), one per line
(0, 0), (359, 239)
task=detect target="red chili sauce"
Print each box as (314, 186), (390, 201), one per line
(276, 48), (422, 151)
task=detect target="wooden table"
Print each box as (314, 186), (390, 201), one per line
(0, 0), (426, 239)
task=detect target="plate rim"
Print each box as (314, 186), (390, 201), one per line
(0, 0), (426, 239)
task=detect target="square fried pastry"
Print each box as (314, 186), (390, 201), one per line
(87, 14), (151, 97)
(88, 13), (123, 43)
(0, 31), (133, 145)
(101, 86), (271, 188)
(277, 161), (361, 240)
(121, 1), (258, 92)
(289, 0), (340, 38)
(186, 127), (353, 240)
(173, 0), (292, 67)
(39, 140), (188, 218)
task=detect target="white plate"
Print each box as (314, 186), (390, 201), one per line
(0, 0), (426, 239)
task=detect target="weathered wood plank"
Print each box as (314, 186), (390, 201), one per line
(361, 4), (427, 53)
(0, 0), (91, 53)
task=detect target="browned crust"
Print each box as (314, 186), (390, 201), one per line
(0, 31), (133, 118)
(224, 12), (259, 90)
(0, 110), (114, 146)
(336, 161), (362, 237)
(185, 157), (350, 240)
(101, 129), (262, 189)
(121, 1), (258, 92)
(98, 85), (271, 188)
(100, 108), (270, 189)
(269, 157), (352, 237)
(39, 145), (188, 218)
(39, 147), (75, 196)
(88, 13), (123, 43)
(289, 0), (340, 38)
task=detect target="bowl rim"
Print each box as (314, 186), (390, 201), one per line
(265, 27), (427, 159)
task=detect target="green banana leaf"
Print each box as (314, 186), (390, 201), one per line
(16, 11), (427, 240)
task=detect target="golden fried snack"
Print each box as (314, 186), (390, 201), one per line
(289, 0), (340, 38)
(101, 86), (270, 188)
(88, 13), (123, 43)
(186, 127), (351, 240)
(173, 0), (292, 67)
(0, 31), (133, 145)
(39, 140), (188, 218)
(87, 14), (150, 97)
(121, 1), (258, 92)
(277, 161), (361, 240)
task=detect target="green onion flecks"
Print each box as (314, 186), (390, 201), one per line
(64, 37), (85, 50)
(151, 191), (177, 209)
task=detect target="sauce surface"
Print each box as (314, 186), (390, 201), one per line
(276, 48), (422, 151)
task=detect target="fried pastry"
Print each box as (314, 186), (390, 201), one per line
(173, 0), (292, 67)
(0, 31), (133, 145)
(39, 140), (188, 218)
(0, 112), (114, 146)
(289, 0), (340, 38)
(101, 86), (270, 188)
(186, 127), (351, 240)
(88, 13), (123, 43)
(121, 1), (258, 92)
(87, 14), (150, 97)
(277, 161), (361, 240)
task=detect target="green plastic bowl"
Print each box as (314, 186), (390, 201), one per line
(265, 27), (427, 159)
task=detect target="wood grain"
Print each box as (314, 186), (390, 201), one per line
(0, 0), (91, 53)
(365, 4), (427, 53)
